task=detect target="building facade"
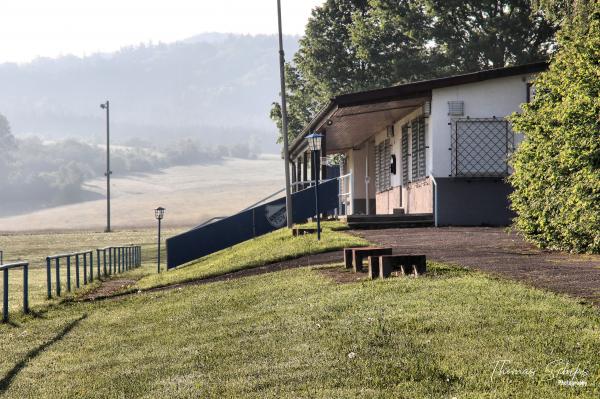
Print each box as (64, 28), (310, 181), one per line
(289, 62), (547, 226)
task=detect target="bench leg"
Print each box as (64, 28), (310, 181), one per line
(368, 256), (380, 280)
(344, 249), (353, 269)
(414, 257), (427, 275)
(353, 254), (364, 273)
(380, 257), (394, 279)
(401, 264), (415, 276)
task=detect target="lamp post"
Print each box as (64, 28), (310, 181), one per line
(277, 0), (294, 229)
(306, 133), (324, 241)
(154, 207), (165, 273)
(100, 100), (111, 233)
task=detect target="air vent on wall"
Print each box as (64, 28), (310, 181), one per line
(448, 101), (464, 116)
(422, 101), (431, 117)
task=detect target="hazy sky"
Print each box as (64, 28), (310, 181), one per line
(0, 0), (324, 63)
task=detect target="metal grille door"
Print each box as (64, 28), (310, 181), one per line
(451, 118), (512, 177)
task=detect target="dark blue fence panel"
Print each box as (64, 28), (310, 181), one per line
(166, 179), (339, 269)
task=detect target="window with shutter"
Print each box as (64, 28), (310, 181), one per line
(411, 117), (427, 180)
(374, 139), (391, 193)
(418, 118), (426, 178)
(411, 120), (419, 180)
(401, 125), (409, 184)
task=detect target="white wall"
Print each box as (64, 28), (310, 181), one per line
(429, 74), (533, 177)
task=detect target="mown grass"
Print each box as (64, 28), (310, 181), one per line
(0, 228), (182, 314)
(135, 221), (368, 290)
(0, 262), (599, 398)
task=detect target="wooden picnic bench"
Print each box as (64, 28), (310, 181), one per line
(367, 255), (427, 279)
(344, 247), (393, 273)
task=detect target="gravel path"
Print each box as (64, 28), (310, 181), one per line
(351, 227), (600, 306)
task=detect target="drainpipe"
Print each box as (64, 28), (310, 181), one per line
(430, 175), (439, 227)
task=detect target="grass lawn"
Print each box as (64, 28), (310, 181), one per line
(134, 221), (368, 290)
(1, 263), (599, 398)
(1, 224), (599, 397)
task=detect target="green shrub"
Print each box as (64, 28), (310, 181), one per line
(509, 5), (600, 253)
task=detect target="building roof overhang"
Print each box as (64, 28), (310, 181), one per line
(289, 61), (548, 158)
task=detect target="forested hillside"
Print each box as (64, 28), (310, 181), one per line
(0, 33), (299, 153)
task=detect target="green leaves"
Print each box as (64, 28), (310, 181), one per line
(509, 4), (600, 253)
(272, 0), (558, 144)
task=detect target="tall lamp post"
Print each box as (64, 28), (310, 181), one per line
(277, 0), (294, 229)
(100, 100), (111, 232)
(306, 133), (323, 241)
(154, 207), (165, 273)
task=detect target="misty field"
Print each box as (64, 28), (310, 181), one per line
(0, 156), (283, 233)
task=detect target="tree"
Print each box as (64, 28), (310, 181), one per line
(0, 113), (16, 154)
(271, 0), (432, 143)
(271, 0), (558, 143)
(425, 0), (557, 73)
(509, 3), (600, 253)
(351, 0), (435, 83)
(272, 0), (371, 143)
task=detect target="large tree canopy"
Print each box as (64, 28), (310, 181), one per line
(272, 0), (557, 143)
(426, 0), (556, 72)
(509, 3), (600, 253)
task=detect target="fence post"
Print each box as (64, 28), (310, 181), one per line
(56, 258), (61, 297)
(66, 256), (71, 292)
(84, 254), (88, 285)
(23, 264), (28, 314)
(90, 251), (94, 282)
(118, 248), (122, 273)
(2, 268), (8, 322)
(46, 257), (52, 299)
(102, 250), (107, 276)
(75, 254), (80, 289)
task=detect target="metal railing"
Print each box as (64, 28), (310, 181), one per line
(338, 173), (353, 216)
(46, 250), (95, 298)
(0, 250), (3, 265)
(96, 245), (142, 278)
(1, 261), (29, 322)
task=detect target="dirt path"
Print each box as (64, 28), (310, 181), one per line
(81, 251), (344, 301)
(351, 227), (600, 306)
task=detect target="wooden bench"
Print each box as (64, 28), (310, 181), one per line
(344, 247), (393, 273)
(368, 255), (427, 279)
(292, 228), (322, 237)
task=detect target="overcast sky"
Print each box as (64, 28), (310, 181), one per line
(0, 0), (324, 63)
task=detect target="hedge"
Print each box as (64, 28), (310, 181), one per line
(509, 4), (600, 253)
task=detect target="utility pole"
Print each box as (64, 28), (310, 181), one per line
(100, 101), (111, 232)
(277, 0), (294, 229)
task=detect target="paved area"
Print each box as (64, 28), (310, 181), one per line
(351, 227), (600, 306)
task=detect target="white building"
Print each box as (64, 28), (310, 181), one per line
(288, 62), (547, 227)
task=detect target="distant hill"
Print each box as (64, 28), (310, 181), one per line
(0, 33), (299, 153)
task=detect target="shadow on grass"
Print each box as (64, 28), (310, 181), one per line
(0, 313), (88, 393)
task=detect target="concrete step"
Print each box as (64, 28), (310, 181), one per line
(347, 213), (434, 230)
(347, 213), (433, 223)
